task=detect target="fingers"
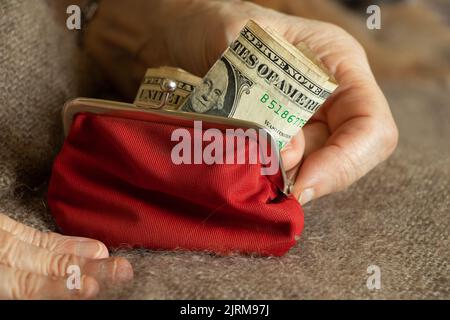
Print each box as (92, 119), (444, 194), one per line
(293, 114), (398, 204)
(0, 228), (133, 286)
(83, 257), (134, 285)
(302, 121), (330, 158)
(280, 86), (398, 206)
(286, 22), (398, 204)
(277, 21), (397, 203)
(50, 236), (109, 259)
(0, 216), (133, 299)
(0, 264), (99, 300)
(281, 121), (330, 192)
(0, 213), (109, 259)
(282, 120), (330, 165)
(280, 129), (305, 171)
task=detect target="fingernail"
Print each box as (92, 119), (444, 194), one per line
(77, 241), (109, 259)
(80, 276), (99, 299)
(298, 188), (314, 205)
(112, 257), (134, 283)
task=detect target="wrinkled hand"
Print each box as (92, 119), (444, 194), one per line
(164, 0), (399, 203)
(0, 213), (133, 299)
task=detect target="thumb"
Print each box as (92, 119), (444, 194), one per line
(280, 129), (305, 172)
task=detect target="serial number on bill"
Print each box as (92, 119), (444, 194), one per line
(180, 304), (270, 317)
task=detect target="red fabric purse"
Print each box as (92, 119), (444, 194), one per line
(47, 98), (303, 256)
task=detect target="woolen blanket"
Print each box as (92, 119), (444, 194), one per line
(1, 0), (448, 299)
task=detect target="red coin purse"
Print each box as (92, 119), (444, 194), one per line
(47, 98), (304, 256)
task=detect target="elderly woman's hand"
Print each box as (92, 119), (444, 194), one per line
(0, 213), (133, 299)
(164, 0), (399, 204)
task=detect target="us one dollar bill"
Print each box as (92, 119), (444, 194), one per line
(135, 66), (201, 110)
(181, 20), (338, 148)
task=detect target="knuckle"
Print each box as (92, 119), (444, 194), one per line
(349, 35), (367, 57)
(330, 118), (399, 194)
(325, 22), (347, 36)
(46, 253), (76, 277)
(381, 122), (399, 157)
(31, 230), (65, 251)
(328, 146), (360, 193)
(29, 228), (44, 247)
(336, 153), (360, 191)
(51, 236), (70, 253)
(320, 22), (351, 40)
(35, 231), (55, 249)
(41, 232), (62, 250)
(332, 24), (366, 53)
(319, 22), (368, 59)
(0, 230), (18, 262)
(5, 216), (23, 234)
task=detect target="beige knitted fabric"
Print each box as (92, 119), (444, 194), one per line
(0, 0), (82, 196)
(1, 0), (449, 299)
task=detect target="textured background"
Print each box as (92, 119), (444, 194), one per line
(0, 0), (448, 299)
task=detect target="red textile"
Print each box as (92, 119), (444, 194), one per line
(47, 112), (303, 256)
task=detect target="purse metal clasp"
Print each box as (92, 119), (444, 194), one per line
(157, 78), (177, 109)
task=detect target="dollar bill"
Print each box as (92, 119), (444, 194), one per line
(181, 20), (338, 149)
(135, 66), (201, 110)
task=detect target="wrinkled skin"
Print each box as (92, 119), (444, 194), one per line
(0, 213), (133, 299)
